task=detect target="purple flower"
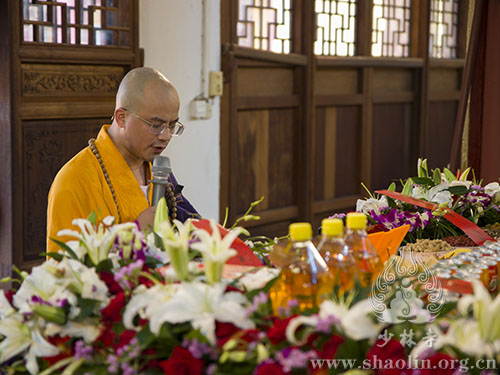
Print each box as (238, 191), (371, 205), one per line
(316, 314), (340, 333)
(182, 338), (214, 359)
(276, 348), (318, 372)
(74, 340), (93, 361)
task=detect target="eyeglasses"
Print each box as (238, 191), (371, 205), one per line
(124, 109), (185, 136)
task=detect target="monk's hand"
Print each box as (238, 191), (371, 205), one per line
(136, 206), (157, 231)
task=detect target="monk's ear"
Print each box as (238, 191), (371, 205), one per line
(114, 108), (127, 128)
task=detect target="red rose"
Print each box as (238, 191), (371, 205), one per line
(240, 329), (260, 343)
(267, 315), (297, 345)
(101, 292), (126, 323)
(158, 346), (204, 375)
(255, 361), (286, 375)
(366, 339), (407, 375)
(99, 271), (123, 294)
(225, 285), (243, 293)
(138, 275), (155, 288)
(5, 290), (14, 305)
(115, 330), (136, 350)
(419, 353), (457, 375)
(97, 324), (116, 348)
(318, 335), (344, 358)
(215, 321), (240, 347)
(43, 336), (73, 366)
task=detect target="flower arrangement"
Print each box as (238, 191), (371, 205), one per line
(348, 159), (500, 245)
(1, 197), (499, 374)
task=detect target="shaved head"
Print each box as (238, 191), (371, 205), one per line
(115, 67), (178, 112)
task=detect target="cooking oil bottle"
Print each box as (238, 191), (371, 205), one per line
(344, 213), (382, 287)
(269, 222), (334, 314)
(317, 218), (356, 296)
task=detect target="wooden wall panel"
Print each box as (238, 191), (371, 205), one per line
(373, 68), (413, 93)
(314, 105), (362, 202)
(425, 101), (458, 169)
(429, 68), (460, 91)
(371, 103), (413, 190)
(268, 109), (296, 210)
(237, 67), (295, 96)
(22, 120), (103, 263)
(231, 109), (297, 216)
(315, 68), (359, 95)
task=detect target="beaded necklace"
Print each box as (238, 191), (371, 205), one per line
(88, 138), (178, 223)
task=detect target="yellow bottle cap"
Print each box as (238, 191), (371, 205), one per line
(346, 212), (367, 230)
(289, 222), (313, 241)
(321, 218), (343, 237)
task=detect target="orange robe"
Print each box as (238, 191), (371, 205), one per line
(46, 125), (152, 252)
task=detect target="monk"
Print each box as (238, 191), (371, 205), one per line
(46, 67), (199, 252)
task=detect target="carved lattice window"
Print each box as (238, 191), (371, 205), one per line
(314, 0), (357, 56)
(22, 0), (131, 47)
(236, 0), (292, 53)
(429, 0), (458, 58)
(371, 0), (411, 57)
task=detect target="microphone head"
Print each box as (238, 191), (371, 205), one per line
(152, 156), (171, 178)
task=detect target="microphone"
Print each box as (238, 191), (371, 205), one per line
(150, 156), (171, 206)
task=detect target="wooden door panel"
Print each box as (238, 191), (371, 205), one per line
(425, 101), (459, 169)
(22, 119), (103, 264)
(231, 108), (297, 217)
(371, 103), (414, 191)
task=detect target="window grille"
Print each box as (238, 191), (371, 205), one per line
(314, 0), (356, 56)
(372, 0), (411, 57)
(237, 0), (292, 53)
(22, 0), (131, 47)
(429, 0), (458, 58)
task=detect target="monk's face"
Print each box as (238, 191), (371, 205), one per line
(124, 83), (180, 163)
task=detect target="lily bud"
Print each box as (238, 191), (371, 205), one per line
(33, 305), (67, 325)
(154, 197), (169, 233)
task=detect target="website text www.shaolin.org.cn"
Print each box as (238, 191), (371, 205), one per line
(310, 356), (497, 373)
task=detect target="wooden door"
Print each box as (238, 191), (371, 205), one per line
(0, 0), (142, 276)
(221, 0), (469, 238)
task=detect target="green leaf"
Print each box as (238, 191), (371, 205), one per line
(76, 297), (100, 320)
(411, 177), (435, 187)
(49, 238), (79, 260)
(95, 258), (113, 273)
(87, 211), (97, 225)
(145, 255), (163, 268)
(42, 252), (64, 262)
(153, 231), (164, 249)
(401, 178), (413, 196)
(443, 167), (457, 182)
(448, 185), (469, 196)
(433, 168), (442, 185)
(137, 325), (156, 348)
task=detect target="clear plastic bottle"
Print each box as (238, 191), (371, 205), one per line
(317, 218), (356, 296)
(269, 222), (334, 313)
(344, 213), (382, 287)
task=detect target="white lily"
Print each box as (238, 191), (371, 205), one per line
(238, 268), (280, 291)
(123, 284), (179, 331)
(147, 282), (254, 344)
(13, 261), (76, 315)
(356, 196), (388, 215)
(156, 219), (192, 281)
(45, 319), (101, 343)
(0, 316), (59, 374)
(485, 182), (500, 202)
(191, 220), (242, 284)
(457, 280), (500, 343)
(319, 299), (381, 341)
(57, 217), (136, 265)
(412, 182), (452, 207)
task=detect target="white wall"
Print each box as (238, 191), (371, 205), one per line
(140, 0), (221, 221)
